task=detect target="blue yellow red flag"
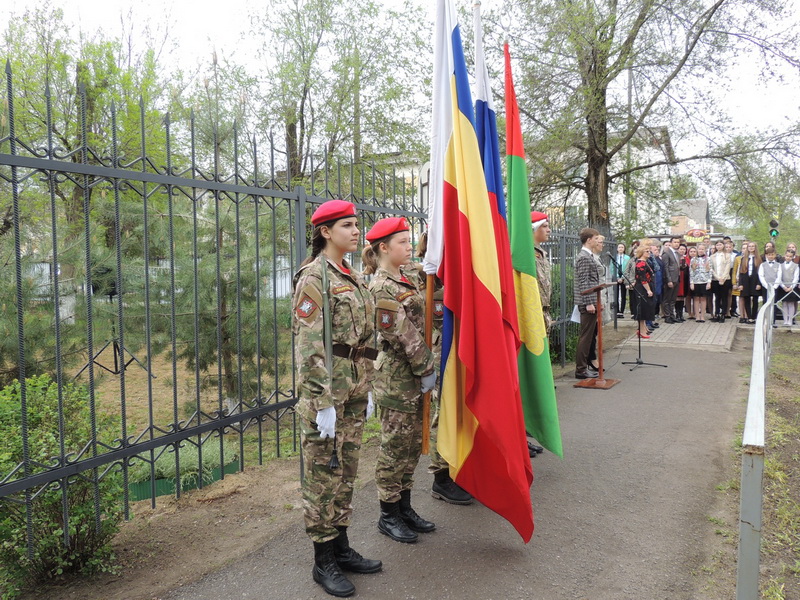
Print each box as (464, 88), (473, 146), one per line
(423, 0), (534, 543)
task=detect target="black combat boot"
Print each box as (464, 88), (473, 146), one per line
(431, 469), (473, 505)
(398, 489), (436, 533)
(312, 539), (355, 597)
(333, 526), (382, 574)
(378, 500), (418, 543)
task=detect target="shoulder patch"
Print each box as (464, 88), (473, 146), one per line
(332, 284), (354, 295)
(433, 301), (444, 317)
(396, 290), (415, 302)
(296, 294), (319, 319)
(378, 309), (395, 329)
(376, 298), (399, 330)
(295, 283), (324, 324)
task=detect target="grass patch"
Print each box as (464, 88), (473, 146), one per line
(704, 332), (800, 598)
(759, 333), (800, 597)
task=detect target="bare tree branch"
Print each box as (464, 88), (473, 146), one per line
(609, 144), (788, 181)
(608, 0), (727, 158)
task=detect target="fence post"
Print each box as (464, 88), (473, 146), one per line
(736, 449), (764, 600)
(559, 233), (568, 367)
(294, 185), (308, 270)
(735, 289), (773, 599)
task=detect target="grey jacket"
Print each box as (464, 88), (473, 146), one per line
(661, 246), (681, 284)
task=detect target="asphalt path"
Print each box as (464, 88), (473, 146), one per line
(165, 344), (744, 600)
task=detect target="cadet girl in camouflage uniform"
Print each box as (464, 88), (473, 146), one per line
(292, 199), (381, 597)
(413, 233), (473, 505)
(362, 217), (437, 543)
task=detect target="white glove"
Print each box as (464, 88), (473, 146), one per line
(366, 392), (375, 420)
(315, 406), (336, 439)
(420, 371), (437, 393)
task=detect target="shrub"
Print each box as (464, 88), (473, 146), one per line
(0, 375), (122, 598)
(128, 438), (238, 489)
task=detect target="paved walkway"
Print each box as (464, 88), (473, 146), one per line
(615, 317), (739, 352)
(165, 341), (749, 600)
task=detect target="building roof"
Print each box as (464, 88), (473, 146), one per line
(671, 198), (710, 226)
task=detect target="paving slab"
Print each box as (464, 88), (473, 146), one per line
(616, 318), (738, 352)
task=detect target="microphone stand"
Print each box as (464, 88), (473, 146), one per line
(607, 255), (668, 372)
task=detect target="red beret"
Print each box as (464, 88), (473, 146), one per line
(366, 217), (410, 244)
(311, 200), (357, 226)
(531, 211), (548, 223)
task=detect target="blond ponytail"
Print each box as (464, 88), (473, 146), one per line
(362, 244), (380, 275)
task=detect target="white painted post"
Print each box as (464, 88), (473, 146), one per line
(735, 288), (774, 600)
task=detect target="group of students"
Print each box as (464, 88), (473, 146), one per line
(291, 200), (473, 598)
(614, 236), (800, 339)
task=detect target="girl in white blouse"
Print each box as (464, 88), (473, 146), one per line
(759, 249), (781, 328)
(778, 250), (799, 326)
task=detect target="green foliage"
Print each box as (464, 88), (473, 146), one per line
(128, 438), (238, 488)
(0, 375), (122, 598)
(253, 0), (430, 178)
(719, 146), (800, 248)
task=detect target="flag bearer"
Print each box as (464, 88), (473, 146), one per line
(292, 199), (381, 597)
(362, 217), (438, 543)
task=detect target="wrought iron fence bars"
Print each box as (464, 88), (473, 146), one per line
(47, 80), (72, 545)
(190, 110), (205, 492)
(139, 95), (158, 509)
(110, 99), (131, 520)
(6, 56), (36, 561)
(165, 113), (182, 498)
(253, 137), (264, 466)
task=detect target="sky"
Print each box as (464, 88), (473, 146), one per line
(2, 0), (798, 162)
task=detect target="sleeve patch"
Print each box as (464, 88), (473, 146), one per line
(331, 284), (354, 294)
(295, 294), (319, 319)
(295, 282), (324, 324)
(433, 301), (444, 317)
(396, 290), (415, 302)
(378, 309), (395, 329)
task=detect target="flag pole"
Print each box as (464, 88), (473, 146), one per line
(422, 273), (435, 454)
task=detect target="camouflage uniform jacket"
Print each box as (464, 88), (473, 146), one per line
(370, 265), (435, 412)
(292, 254), (375, 422)
(534, 244), (552, 309)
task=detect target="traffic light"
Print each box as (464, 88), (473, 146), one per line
(769, 219), (779, 238)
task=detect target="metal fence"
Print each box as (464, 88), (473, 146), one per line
(736, 288), (775, 599)
(0, 61), (425, 557)
(543, 229), (618, 367)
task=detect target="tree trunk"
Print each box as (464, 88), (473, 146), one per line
(286, 120), (300, 182)
(586, 147), (610, 229)
(584, 73), (611, 230)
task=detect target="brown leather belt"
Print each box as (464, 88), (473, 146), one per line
(332, 343), (378, 361)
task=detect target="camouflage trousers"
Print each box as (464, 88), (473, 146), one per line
(427, 390), (449, 474)
(375, 403), (424, 503)
(300, 397), (367, 543)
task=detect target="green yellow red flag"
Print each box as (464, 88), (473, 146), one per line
(505, 42), (563, 458)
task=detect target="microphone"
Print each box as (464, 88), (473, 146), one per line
(606, 252), (624, 278)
